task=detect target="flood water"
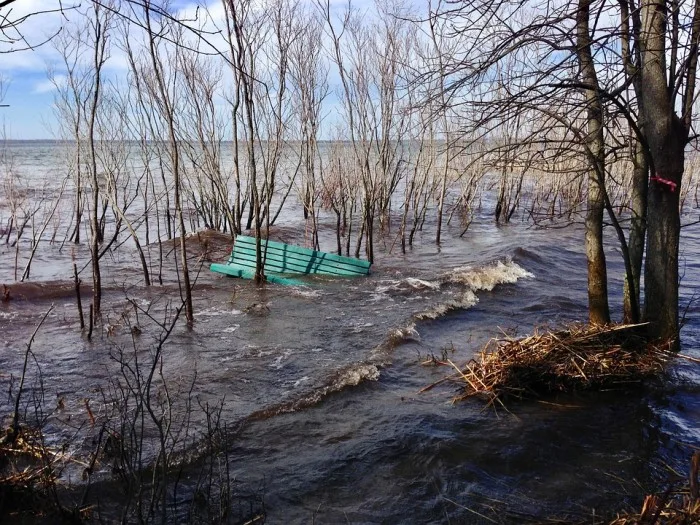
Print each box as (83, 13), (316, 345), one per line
(1, 141), (699, 523)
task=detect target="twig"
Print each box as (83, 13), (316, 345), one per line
(441, 496), (498, 523)
(417, 373), (459, 394)
(6, 304), (54, 443)
(677, 353), (700, 364)
(74, 262), (84, 330)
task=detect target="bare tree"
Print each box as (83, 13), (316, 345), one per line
(633, 0), (699, 341)
(289, 6), (328, 249)
(318, 0), (411, 263)
(577, 0), (611, 324)
(426, 0), (457, 244)
(224, 0), (267, 282)
(177, 48), (234, 235)
(51, 1), (113, 322)
(130, 0), (194, 322)
(425, 0), (656, 330)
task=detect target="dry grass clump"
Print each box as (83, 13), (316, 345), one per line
(0, 426), (88, 523)
(607, 452), (700, 525)
(452, 323), (672, 404)
(0, 428), (56, 507)
(608, 493), (700, 524)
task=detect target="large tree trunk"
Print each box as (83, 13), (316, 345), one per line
(585, 177), (610, 326)
(578, 0), (611, 325)
(643, 136), (683, 341)
(637, 0), (688, 342)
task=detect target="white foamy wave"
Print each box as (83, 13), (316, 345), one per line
(414, 290), (479, 320)
(289, 287), (324, 299)
(405, 277), (441, 290)
(270, 349), (293, 370)
(445, 259), (534, 291)
(330, 363), (380, 389)
(411, 260), (532, 320)
(375, 277), (441, 294)
(374, 280), (401, 294)
(194, 306), (242, 317)
(367, 323), (421, 365)
(245, 363), (381, 421)
(388, 322), (420, 343)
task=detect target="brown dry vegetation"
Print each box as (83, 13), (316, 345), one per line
(446, 323), (673, 407)
(425, 324), (700, 524)
(0, 426), (88, 523)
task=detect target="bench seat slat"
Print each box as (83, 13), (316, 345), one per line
(231, 245), (369, 275)
(234, 236), (371, 271)
(211, 235), (372, 284)
(229, 251), (363, 276)
(210, 263), (305, 286)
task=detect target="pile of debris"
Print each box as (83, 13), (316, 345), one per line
(451, 323), (672, 405)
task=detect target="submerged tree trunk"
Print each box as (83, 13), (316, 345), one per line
(619, 0), (648, 325)
(577, 0), (610, 325)
(643, 138), (684, 342)
(623, 139), (648, 323)
(635, 0), (695, 342)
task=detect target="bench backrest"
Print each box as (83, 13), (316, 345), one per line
(228, 235), (371, 276)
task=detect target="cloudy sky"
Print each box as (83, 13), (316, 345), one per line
(1, 0), (220, 138)
(0, 0), (398, 140)
(0, 0), (68, 138)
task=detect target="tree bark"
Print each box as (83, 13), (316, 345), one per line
(643, 141), (683, 341)
(577, 0), (611, 325)
(623, 138), (648, 323)
(637, 0), (688, 342)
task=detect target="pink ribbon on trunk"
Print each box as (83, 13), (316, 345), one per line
(650, 175), (678, 192)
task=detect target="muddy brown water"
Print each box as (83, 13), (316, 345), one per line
(0, 142), (699, 523)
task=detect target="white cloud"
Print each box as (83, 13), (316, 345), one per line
(33, 75), (64, 93)
(0, 0), (71, 71)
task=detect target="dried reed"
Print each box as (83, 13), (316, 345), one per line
(0, 426), (64, 520)
(452, 323), (672, 404)
(607, 452), (700, 525)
